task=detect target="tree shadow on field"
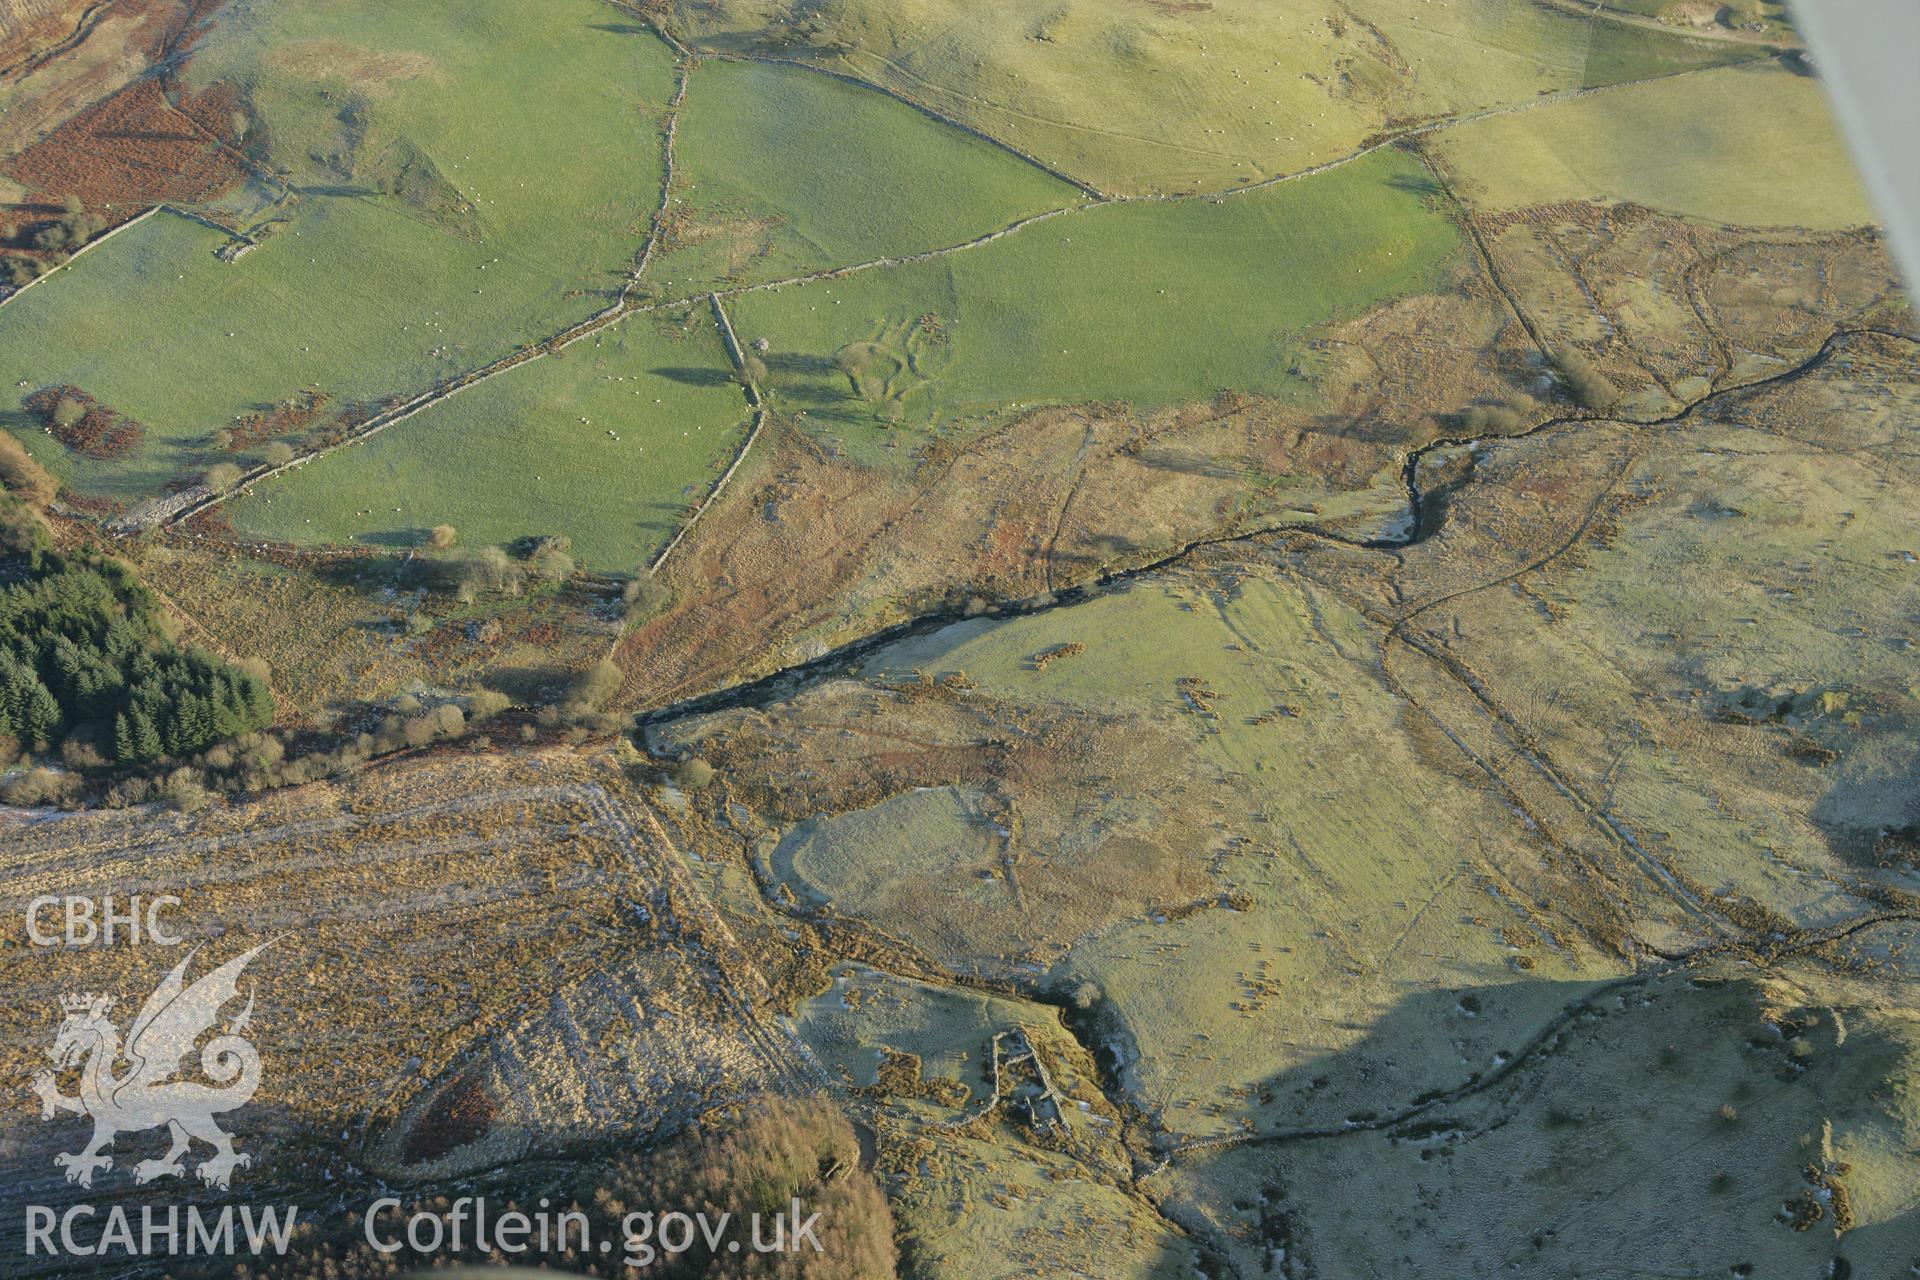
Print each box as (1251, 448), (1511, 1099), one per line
(358, 528), (434, 549)
(481, 664), (581, 704)
(1045, 533), (1143, 580)
(1387, 172), (1443, 200)
(1081, 532), (1142, 557)
(290, 183), (381, 199)
(588, 22), (651, 36)
(638, 498), (687, 526)
(765, 352), (838, 376)
(1127, 447), (1250, 480)
(649, 366), (734, 388)
(793, 404), (876, 427)
(308, 553), (408, 593)
(1320, 410), (1419, 446)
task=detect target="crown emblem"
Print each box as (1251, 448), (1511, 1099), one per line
(35, 945), (271, 1192)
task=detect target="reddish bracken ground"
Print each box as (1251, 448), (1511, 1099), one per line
(7, 75), (245, 213)
(401, 1076), (496, 1163)
(227, 390), (334, 451)
(1, 0), (238, 253)
(23, 384), (147, 460)
(0, 0), (93, 80)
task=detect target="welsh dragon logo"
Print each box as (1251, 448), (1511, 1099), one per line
(30, 944), (270, 1190)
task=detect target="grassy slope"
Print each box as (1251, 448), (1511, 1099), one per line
(773, 785), (999, 916)
(674, 0), (1764, 195)
(654, 57), (1084, 292)
(796, 964), (1182, 1278)
(0, 1), (672, 500)
(1433, 60), (1872, 226)
(1462, 413), (1920, 922)
(1160, 964), (1920, 1279)
(730, 146), (1461, 434)
(227, 308), (752, 572)
(864, 575), (1619, 1141)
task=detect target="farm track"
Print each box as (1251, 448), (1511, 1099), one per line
(153, 69), (288, 206)
(1412, 140), (1552, 359)
(1040, 421), (1099, 595)
(1530, 0), (1792, 47)
(1381, 615), (1726, 945)
(634, 324), (1917, 731)
(130, 39), (1784, 539)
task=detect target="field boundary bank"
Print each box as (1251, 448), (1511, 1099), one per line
(640, 11), (1781, 206)
(135, 22), (697, 534)
(645, 293), (767, 578)
(647, 407), (765, 577)
(1412, 142), (1552, 358)
(712, 50), (1106, 200)
(618, 53), (693, 308)
(602, 0), (1103, 198)
(582, 53), (1807, 316)
(0, 203), (158, 311)
(631, 326), (1914, 725)
(89, 47), (1805, 536)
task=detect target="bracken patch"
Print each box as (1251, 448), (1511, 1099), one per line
(24, 383), (145, 459)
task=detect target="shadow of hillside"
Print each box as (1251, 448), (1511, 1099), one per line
(1154, 968), (1912, 1278)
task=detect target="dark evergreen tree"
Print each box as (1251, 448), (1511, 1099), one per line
(130, 708), (162, 762)
(0, 532), (275, 766)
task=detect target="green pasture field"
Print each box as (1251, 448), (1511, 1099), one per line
(182, 0), (674, 199)
(227, 308), (752, 572)
(653, 57), (1085, 292)
(1433, 60), (1871, 227)
(727, 145), (1461, 437)
(674, 0), (1766, 195)
(0, 0), (673, 501)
